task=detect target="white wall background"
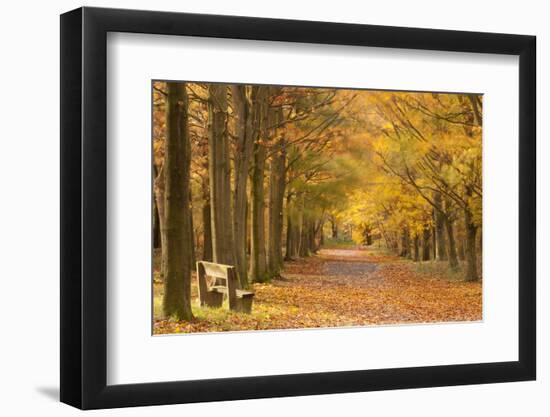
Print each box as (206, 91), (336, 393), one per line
(0, 0), (545, 415)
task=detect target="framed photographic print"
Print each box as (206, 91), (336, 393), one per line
(60, 6), (536, 409)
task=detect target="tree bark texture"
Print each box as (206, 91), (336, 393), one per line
(201, 175), (213, 262)
(400, 228), (411, 258)
(284, 195), (300, 260)
(208, 84), (235, 266)
(249, 87), (269, 282)
(463, 189), (479, 281)
(231, 85), (258, 288)
(153, 191), (161, 249)
(154, 164), (166, 277)
(299, 215), (311, 258)
(267, 135), (286, 277)
(189, 193), (196, 267)
(444, 217), (460, 270)
(434, 192), (448, 261)
(162, 82), (193, 320)
(413, 235), (420, 262)
(422, 227), (431, 261)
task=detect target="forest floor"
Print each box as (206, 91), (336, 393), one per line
(153, 246), (482, 334)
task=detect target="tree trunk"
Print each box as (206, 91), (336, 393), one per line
(432, 226), (437, 259)
(308, 219), (317, 253)
(249, 88), (269, 282)
(400, 228), (411, 258)
(231, 85), (257, 288)
(293, 196), (305, 258)
(422, 227), (431, 261)
(284, 207), (294, 261)
(284, 194), (294, 260)
(464, 203), (479, 281)
(250, 148), (267, 281)
(189, 192), (196, 267)
(299, 215), (311, 257)
(331, 217), (338, 239)
(444, 218), (459, 270)
(284, 194), (300, 261)
(208, 84), (234, 266)
(153, 192), (161, 249)
(458, 238), (466, 261)
(478, 228), (483, 272)
(162, 82), (193, 320)
(365, 229), (373, 246)
(413, 235), (420, 262)
(154, 164), (166, 278)
(201, 176), (213, 261)
(267, 135), (286, 277)
(314, 218), (325, 251)
(434, 192), (447, 261)
(202, 202), (213, 262)
(292, 215), (301, 258)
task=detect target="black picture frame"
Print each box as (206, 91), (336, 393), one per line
(60, 6), (536, 410)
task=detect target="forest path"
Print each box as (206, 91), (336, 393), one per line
(320, 248), (379, 276)
(153, 246), (482, 334)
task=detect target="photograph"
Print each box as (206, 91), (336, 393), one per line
(152, 81), (483, 334)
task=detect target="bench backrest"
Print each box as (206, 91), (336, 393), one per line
(196, 261), (238, 309)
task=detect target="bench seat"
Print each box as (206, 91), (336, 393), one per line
(209, 286), (254, 298)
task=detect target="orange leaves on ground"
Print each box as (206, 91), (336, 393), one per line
(153, 248), (481, 335)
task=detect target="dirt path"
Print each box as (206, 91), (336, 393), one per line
(321, 249), (378, 276)
(153, 247), (482, 334)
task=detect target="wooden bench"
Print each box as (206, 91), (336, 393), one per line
(196, 261), (255, 313)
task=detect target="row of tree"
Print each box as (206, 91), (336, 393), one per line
(338, 91), (482, 281)
(153, 82), (483, 321)
(153, 82), (354, 319)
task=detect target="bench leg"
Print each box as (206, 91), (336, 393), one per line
(234, 296), (254, 314)
(204, 291), (223, 308)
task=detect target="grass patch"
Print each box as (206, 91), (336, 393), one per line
(363, 245), (397, 257)
(322, 238), (357, 249)
(412, 260), (467, 282)
(153, 281), (273, 325)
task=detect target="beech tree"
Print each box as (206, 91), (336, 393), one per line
(231, 85), (258, 287)
(248, 87), (270, 282)
(162, 82), (193, 320)
(208, 84), (235, 266)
